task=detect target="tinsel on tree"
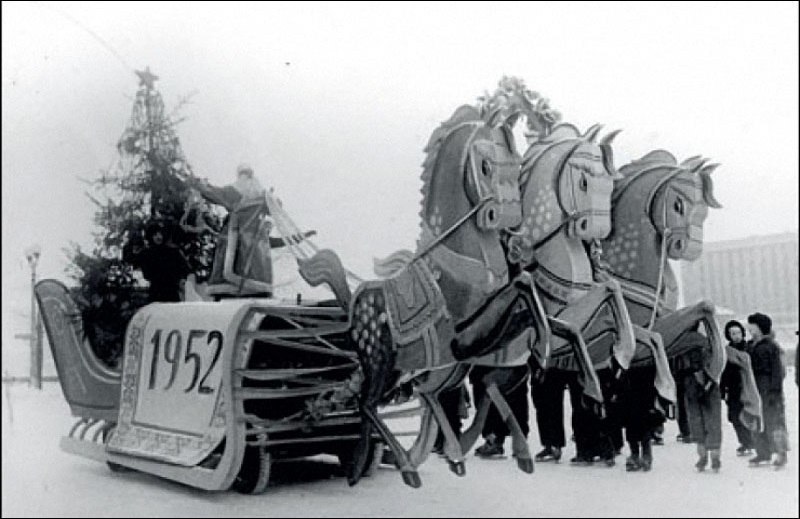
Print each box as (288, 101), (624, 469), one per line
(66, 67), (221, 367)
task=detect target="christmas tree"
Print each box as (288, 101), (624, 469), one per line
(67, 68), (221, 368)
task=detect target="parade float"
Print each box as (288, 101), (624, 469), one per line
(36, 73), (763, 494)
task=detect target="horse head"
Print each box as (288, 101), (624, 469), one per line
(412, 104), (524, 319)
(507, 123), (621, 264)
(420, 105), (522, 243)
(611, 150), (721, 266)
(652, 156), (721, 261)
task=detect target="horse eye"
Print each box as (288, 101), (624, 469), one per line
(579, 175), (588, 192)
(481, 159), (492, 177)
(674, 198), (684, 215)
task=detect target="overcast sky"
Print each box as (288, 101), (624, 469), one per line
(2, 1), (798, 304)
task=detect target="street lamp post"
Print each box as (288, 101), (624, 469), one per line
(24, 244), (42, 389)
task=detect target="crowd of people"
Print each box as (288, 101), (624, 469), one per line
(435, 313), (793, 473)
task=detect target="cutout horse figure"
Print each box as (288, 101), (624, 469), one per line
(601, 150), (761, 440)
(503, 123), (638, 400)
(298, 104), (551, 488)
(601, 151), (727, 391)
(455, 122), (634, 469)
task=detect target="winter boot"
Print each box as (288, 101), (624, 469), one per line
(640, 439), (653, 472)
(626, 442), (641, 472)
(475, 434), (504, 458)
(773, 451), (788, 470)
(709, 449), (721, 472)
(695, 445), (708, 472)
(535, 446), (561, 462)
(736, 445), (752, 457)
(749, 453), (771, 466)
(570, 452), (594, 466)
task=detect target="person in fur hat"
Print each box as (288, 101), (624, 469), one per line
(746, 313), (788, 469)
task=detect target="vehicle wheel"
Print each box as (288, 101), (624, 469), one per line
(233, 445), (272, 495)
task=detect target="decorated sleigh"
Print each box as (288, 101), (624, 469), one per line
(36, 192), (420, 494)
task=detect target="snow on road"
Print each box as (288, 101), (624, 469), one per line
(2, 379), (798, 517)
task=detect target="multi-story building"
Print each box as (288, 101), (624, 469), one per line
(679, 232), (799, 346)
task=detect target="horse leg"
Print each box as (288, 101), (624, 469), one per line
(602, 278), (637, 372)
(547, 316), (604, 418)
(361, 407), (422, 488)
(554, 281), (635, 373)
(511, 272), (552, 370)
(407, 404), (439, 468)
(419, 391), (467, 476)
(632, 326), (677, 412)
(652, 301), (727, 384)
(485, 382), (534, 473)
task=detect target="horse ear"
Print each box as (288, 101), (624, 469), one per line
(583, 124), (603, 142)
(680, 155), (705, 170)
(687, 157), (710, 173)
(600, 145), (623, 180)
(600, 129), (622, 146)
(699, 163), (723, 209)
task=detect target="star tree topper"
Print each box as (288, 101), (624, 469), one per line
(135, 66), (159, 89)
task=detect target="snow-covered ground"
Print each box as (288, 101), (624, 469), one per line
(2, 377), (798, 517)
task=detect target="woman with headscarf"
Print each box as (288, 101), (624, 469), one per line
(719, 320), (754, 456)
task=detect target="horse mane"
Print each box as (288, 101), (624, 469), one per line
(417, 105), (485, 250)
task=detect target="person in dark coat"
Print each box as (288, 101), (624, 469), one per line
(621, 365), (663, 472)
(469, 365), (530, 458)
(675, 376), (693, 443)
(720, 320), (755, 456)
(679, 327), (723, 472)
(137, 222), (191, 303)
(530, 366), (567, 462)
(567, 371), (617, 467)
(746, 313), (788, 468)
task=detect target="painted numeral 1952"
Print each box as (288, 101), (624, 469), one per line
(148, 329), (223, 394)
